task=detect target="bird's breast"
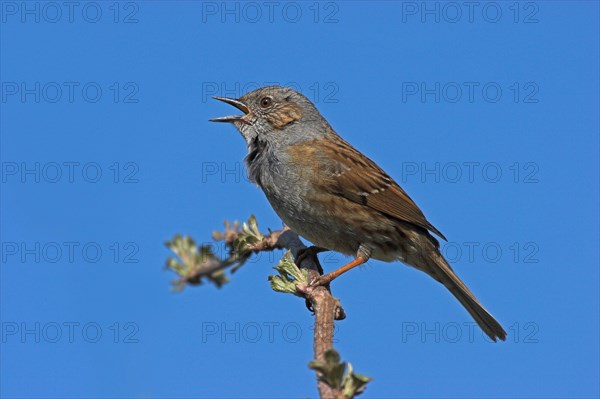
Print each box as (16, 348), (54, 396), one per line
(244, 139), (394, 257)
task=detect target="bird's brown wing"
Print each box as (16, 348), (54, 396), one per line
(309, 134), (446, 240)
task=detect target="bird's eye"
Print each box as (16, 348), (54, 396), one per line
(260, 97), (272, 108)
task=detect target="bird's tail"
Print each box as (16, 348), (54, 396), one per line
(416, 248), (506, 342)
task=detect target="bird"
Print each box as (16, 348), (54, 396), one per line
(210, 85), (506, 342)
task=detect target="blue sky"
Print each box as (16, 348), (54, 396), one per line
(1, 1), (598, 398)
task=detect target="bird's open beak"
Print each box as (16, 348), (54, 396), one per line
(209, 96), (250, 123)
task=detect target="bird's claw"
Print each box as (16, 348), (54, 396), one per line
(304, 298), (314, 313)
(308, 275), (329, 288)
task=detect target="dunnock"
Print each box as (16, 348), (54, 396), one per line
(210, 86), (506, 341)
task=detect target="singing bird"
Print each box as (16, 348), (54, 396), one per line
(210, 86), (506, 341)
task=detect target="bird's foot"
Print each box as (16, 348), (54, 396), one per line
(308, 274), (332, 288)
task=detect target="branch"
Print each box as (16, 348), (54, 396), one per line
(270, 252), (370, 398)
(164, 215), (285, 291)
(165, 215), (371, 398)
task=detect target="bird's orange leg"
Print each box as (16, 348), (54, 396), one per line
(309, 257), (367, 287)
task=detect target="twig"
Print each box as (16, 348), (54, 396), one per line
(165, 216), (370, 398)
(275, 230), (346, 397)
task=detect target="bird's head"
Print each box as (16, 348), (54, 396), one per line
(210, 85), (329, 145)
